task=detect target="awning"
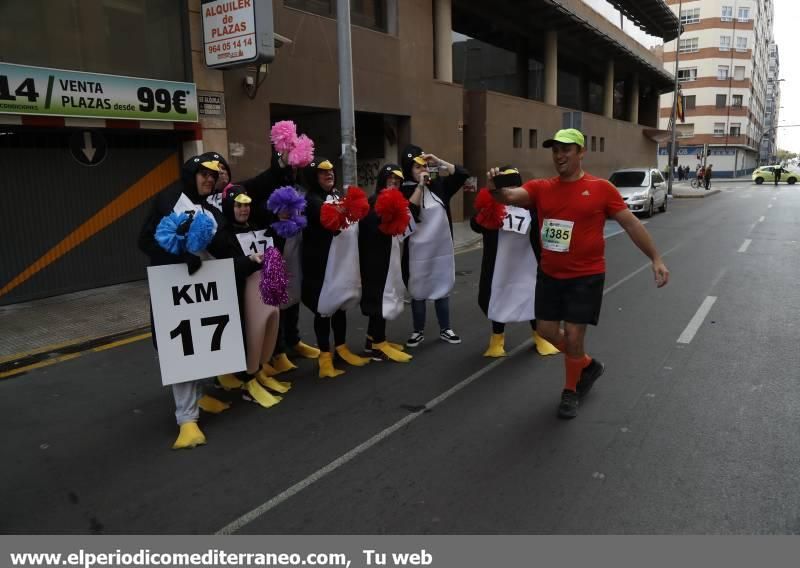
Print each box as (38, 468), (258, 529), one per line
(605, 0), (680, 41)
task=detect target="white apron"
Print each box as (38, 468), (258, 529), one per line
(382, 236), (407, 320)
(407, 188), (455, 300)
(317, 223), (362, 317)
(487, 220), (538, 323)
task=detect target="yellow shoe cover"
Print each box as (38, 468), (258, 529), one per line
(483, 333), (506, 357)
(387, 341), (406, 352)
(256, 370), (292, 394)
(271, 353), (298, 374)
(260, 362), (279, 376)
(534, 332), (560, 356)
(244, 379), (282, 408)
(294, 341), (321, 359)
(217, 373), (244, 390)
(336, 344), (371, 366)
(171, 422), (206, 450)
(198, 395), (230, 414)
(318, 351), (345, 378)
(374, 341), (412, 363)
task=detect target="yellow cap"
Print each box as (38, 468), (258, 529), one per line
(233, 193), (252, 204)
(542, 129), (585, 148)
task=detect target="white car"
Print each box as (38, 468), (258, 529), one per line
(608, 168), (668, 217)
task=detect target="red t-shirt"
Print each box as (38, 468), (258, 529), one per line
(523, 173), (627, 279)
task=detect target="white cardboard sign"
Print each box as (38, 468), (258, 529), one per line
(202, 0), (257, 67)
(147, 258), (246, 386)
(236, 230), (274, 255)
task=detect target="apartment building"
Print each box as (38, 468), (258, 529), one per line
(658, 0), (775, 176)
(760, 40), (780, 163)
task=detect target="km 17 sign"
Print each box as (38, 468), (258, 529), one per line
(147, 259), (246, 386)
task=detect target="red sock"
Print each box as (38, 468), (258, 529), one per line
(554, 338), (567, 352)
(564, 354), (593, 391)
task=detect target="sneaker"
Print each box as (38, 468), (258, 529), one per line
(557, 389), (579, 419)
(439, 329), (462, 344)
(577, 359), (605, 397)
(406, 332), (425, 348)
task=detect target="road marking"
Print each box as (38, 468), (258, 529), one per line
(217, 250), (681, 534)
(92, 333), (151, 353)
(768, 204), (773, 209)
(758, 216), (765, 223)
(738, 239), (752, 253)
(0, 353), (82, 379)
(748, 223), (756, 232)
(677, 296), (717, 344)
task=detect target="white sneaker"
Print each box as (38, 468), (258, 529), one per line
(439, 329), (462, 344)
(406, 332), (425, 348)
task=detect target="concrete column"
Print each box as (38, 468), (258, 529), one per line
(628, 73), (640, 124)
(604, 59), (614, 119)
(544, 30), (558, 106)
(434, 0), (453, 82)
(516, 39), (529, 99)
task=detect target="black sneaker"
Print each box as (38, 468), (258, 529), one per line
(577, 359), (605, 397)
(558, 389), (579, 419)
(439, 328), (462, 344)
(406, 332), (425, 348)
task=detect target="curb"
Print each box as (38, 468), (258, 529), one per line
(454, 236), (482, 254)
(673, 189), (721, 199)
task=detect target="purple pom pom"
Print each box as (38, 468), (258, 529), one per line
(260, 247), (289, 306)
(271, 217), (306, 238)
(267, 186), (306, 214)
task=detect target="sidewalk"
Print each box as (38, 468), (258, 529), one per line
(0, 221), (482, 366)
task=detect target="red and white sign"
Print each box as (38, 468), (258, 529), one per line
(203, 0), (257, 67)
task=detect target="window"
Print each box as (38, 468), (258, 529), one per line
(529, 129), (538, 149)
(562, 111), (583, 131)
(734, 66), (746, 80)
(714, 122), (726, 136)
(738, 6), (750, 21)
(718, 65), (730, 80)
(600, 137), (605, 152)
(284, 0), (390, 33)
(720, 35), (732, 50)
(591, 136), (597, 152)
(716, 94), (727, 108)
(721, 5), (733, 21)
(681, 8), (700, 25)
(513, 127), (522, 148)
(736, 37), (748, 51)
(684, 95), (696, 109)
(677, 123), (694, 138)
(732, 95), (743, 107)
(677, 68), (698, 82)
(730, 123), (741, 136)
(679, 38), (699, 53)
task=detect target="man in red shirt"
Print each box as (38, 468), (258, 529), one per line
(488, 129), (669, 418)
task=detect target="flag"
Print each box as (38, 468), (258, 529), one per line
(677, 89), (685, 123)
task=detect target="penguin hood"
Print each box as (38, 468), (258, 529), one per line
(302, 157), (337, 197)
(220, 184), (252, 225)
(400, 144), (426, 181)
(181, 151), (221, 203)
(373, 163), (404, 203)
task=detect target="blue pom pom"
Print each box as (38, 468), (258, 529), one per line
(186, 211), (216, 253)
(155, 212), (189, 255)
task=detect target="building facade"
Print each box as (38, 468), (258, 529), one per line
(658, 0), (775, 176)
(0, 0), (677, 305)
(760, 40), (780, 164)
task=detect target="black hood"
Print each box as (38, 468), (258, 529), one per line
(180, 151), (221, 203)
(400, 144), (425, 181)
(302, 157), (337, 196)
(220, 184), (251, 225)
(374, 163), (404, 196)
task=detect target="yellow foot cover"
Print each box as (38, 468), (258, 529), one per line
(244, 379), (282, 408)
(374, 341), (412, 363)
(256, 370), (292, 394)
(294, 341), (321, 359)
(318, 351), (345, 378)
(534, 332), (560, 356)
(368, 335), (405, 352)
(171, 422), (206, 450)
(483, 333), (506, 358)
(260, 363), (279, 376)
(198, 395), (230, 414)
(217, 373), (244, 390)
(271, 353), (298, 374)
(336, 344), (371, 366)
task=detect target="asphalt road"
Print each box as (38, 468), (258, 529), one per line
(3, 182), (800, 535)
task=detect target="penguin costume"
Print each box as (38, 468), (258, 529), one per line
(138, 152), (230, 450)
(400, 145), (469, 347)
(358, 164), (413, 363)
(301, 158), (371, 377)
(470, 166), (559, 358)
(206, 185), (291, 405)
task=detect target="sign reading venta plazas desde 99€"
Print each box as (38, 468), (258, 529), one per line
(0, 63), (198, 122)
(202, 0), (258, 67)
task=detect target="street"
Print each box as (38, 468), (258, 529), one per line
(2, 183), (800, 535)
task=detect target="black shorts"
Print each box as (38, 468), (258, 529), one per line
(535, 272), (605, 326)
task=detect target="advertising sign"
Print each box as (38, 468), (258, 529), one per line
(202, 0), (275, 69)
(0, 63), (198, 122)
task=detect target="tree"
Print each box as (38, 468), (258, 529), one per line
(776, 149), (798, 163)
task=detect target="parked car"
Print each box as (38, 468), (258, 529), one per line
(608, 168), (668, 217)
(752, 165), (798, 185)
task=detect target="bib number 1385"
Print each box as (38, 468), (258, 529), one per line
(541, 219), (574, 252)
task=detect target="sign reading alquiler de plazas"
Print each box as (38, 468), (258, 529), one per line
(0, 63), (198, 122)
(203, 0), (258, 68)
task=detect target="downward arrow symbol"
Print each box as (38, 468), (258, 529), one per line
(81, 132), (96, 162)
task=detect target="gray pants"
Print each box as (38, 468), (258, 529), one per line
(171, 380), (204, 425)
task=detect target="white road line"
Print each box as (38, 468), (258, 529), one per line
(748, 223), (757, 233)
(768, 204), (773, 209)
(216, 244), (682, 534)
(758, 216), (765, 223)
(738, 239), (752, 253)
(677, 296), (718, 344)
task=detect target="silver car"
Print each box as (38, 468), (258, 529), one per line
(608, 168), (668, 218)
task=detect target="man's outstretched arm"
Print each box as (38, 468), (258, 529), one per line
(487, 167), (532, 207)
(613, 208), (670, 288)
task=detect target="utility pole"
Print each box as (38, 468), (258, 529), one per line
(337, 0), (358, 187)
(667, 0), (682, 197)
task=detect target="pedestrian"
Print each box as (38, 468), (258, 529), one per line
(470, 166), (559, 358)
(774, 164), (782, 186)
(358, 164), (414, 363)
(138, 152), (229, 449)
(400, 145), (470, 348)
(487, 129), (669, 419)
(704, 164), (713, 190)
(697, 165), (704, 187)
(677, 166), (683, 181)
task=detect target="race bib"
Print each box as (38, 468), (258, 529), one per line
(237, 230), (274, 255)
(502, 206), (532, 235)
(399, 216), (416, 241)
(541, 219), (574, 252)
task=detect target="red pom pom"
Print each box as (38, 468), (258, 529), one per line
(474, 188), (506, 230)
(321, 202), (347, 232)
(375, 188), (411, 236)
(342, 186), (370, 223)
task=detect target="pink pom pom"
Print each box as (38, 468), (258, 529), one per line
(260, 247), (289, 306)
(271, 121), (297, 154)
(288, 134), (315, 168)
